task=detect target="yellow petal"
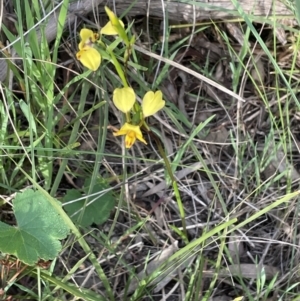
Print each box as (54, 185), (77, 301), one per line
(142, 90), (165, 117)
(113, 123), (135, 136)
(76, 47), (101, 71)
(113, 87), (135, 113)
(113, 128), (128, 136)
(78, 41), (85, 51)
(80, 28), (96, 41)
(100, 20), (124, 35)
(135, 132), (147, 145)
(79, 29), (98, 50)
(113, 123), (147, 148)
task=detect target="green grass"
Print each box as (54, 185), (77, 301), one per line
(0, 0), (300, 300)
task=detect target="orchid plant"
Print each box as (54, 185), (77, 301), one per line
(76, 7), (187, 237)
(76, 6), (165, 148)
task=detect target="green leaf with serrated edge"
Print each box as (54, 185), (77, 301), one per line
(0, 189), (69, 265)
(63, 178), (115, 227)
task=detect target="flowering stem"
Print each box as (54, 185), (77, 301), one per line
(125, 112), (130, 123)
(106, 47), (128, 88)
(147, 129), (188, 239)
(140, 119), (149, 130)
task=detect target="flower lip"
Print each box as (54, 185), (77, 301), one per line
(113, 123), (147, 148)
(125, 131), (137, 148)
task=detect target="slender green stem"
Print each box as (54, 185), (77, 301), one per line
(107, 47), (128, 87)
(148, 130), (187, 238)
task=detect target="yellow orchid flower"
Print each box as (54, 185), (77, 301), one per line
(113, 87), (135, 113)
(76, 46), (101, 71)
(76, 28), (101, 71)
(113, 123), (147, 148)
(142, 90), (165, 117)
